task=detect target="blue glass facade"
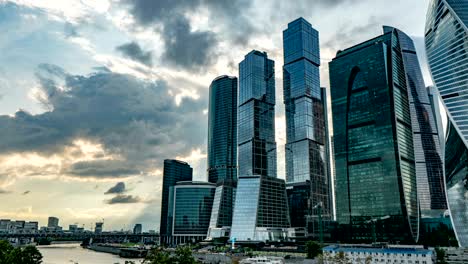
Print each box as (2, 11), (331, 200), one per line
(425, 0), (468, 247)
(170, 181), (216, 244)
(387, 27), (447, 217)
(330, 27), (419, 243)
(230, 176), (290, 241)
(159, 159), (192, 244)
(231, 51), (290, 242)
(238, 50), (277, 178)
(283, 18), (332, 225)
(207, 76), (238, 184)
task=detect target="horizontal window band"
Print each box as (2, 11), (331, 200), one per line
(442, 93), (459, 100)
(347, 120), (375, 129)
(402, 49), (416, 54)
(348, 157), (381, 166)
(351, 86), (369, 93)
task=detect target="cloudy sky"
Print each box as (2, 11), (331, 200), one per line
(0, 0), (433, 231)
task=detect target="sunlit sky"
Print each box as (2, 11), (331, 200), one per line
(0, 0), (433, 231)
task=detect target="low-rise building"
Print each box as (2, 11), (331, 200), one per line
(322, 244), (435, 264)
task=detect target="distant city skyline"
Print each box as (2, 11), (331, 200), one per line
(0, 0), (433, 231)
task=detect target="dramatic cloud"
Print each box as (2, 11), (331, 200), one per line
(161, 17), (217, 70)
(0, 63), (207, 180)
(121, 0), (254, 69)
(105, 194), (143, 204)
(105, 182), (126, 194)
(116, 42), (153, 66)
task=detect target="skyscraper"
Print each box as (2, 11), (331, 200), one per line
(283, 18), (333, 229)
(230, 51), (290, 242)
(169, 181), (216, 245)
(207, 76), (238, 184)
(330, 27), (419, 243)
(391, 27), (447, 218)
(425, 0), (468, 247)
(206, 76), (238, 240)
(47, 217), (59, 228)
(159, 159), (193, 244)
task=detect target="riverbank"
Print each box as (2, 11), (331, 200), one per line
(37, 243), (143, 264)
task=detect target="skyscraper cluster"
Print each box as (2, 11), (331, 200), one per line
(159, 0), (468, 246)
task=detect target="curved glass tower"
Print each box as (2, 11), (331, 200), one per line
(425, 0), (468, 247)
(330, 27), (420, 243)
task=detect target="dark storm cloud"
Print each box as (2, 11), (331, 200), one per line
(121, 0), (254, 69)
(65, 160), (140, 178)
(0, 64), (206, 179)
(116, 42), (153, 66)
(162, 17), (216, 70)
(105, 194), (144, 204)
(105, 182), (126, 194)
(322, 16), (381, 55)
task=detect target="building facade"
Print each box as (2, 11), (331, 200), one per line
(231, 51), (290, 242)
(169, 181), (216, 245)
(206, 76), (238, 240)
(159, 159), (193, 244)
(323, 245), (435, 264)
(47, 217), (59, 228)
(207, 75), (238, 184)
(237, 50), (277, 178)
(283, 18), (333, 231)
(425, 0), (468, 247)
(330, 27), (420, 243)
(392, 27), (447, 218)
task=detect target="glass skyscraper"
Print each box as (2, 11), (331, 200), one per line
(283, 18), (333, 227)
(330, 27), (420, 243)
(206, 76), (238, 239)
(391, 27), (447, 218)
(425, 0), (468, 247)
(169, 181), (216, 245)
(207, 75), (238, 184)
(159, 159), (193, 244)
(230, 51), (290, 242)
(237, 50), (277, 178)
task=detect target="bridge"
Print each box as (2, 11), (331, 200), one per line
(0, 232), (160, 245)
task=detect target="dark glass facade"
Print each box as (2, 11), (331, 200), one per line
(207, 75), (238, 184)
(238, 50), (277, 178)
(170, 181), (216, 244)
(286, 181), (311, 228)
(330, 27), (419, 243)
(283, 18), (332, 226)
(388, 27), (447, 217)
(159, 159), (192, 244)
(425, 0), (468, 247)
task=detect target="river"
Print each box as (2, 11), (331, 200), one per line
(37, 243), (143, 264)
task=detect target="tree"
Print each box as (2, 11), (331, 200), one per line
(305, 241), (322, 259)
(142, 247), (172, 264)
(435, 248), (448, 264)
(0, 240), (42, 264)
(173, 245), (198, 264)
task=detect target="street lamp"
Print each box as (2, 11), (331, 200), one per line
(364, 215), (390, 243)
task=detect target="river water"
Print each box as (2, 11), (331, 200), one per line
(38, 243), (143, 264)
